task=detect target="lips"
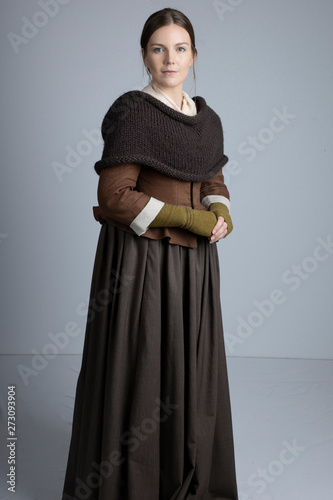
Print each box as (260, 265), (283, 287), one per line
(162, 71), (177, 75)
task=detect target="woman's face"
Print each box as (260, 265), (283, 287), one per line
(142, 23), (195, 95)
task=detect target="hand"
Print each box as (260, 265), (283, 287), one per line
(209, 216), (228, 243)
(208, 202), (233, 242)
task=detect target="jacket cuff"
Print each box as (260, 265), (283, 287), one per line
(130, 197), (165, 236)
(201, 195), (231, 211)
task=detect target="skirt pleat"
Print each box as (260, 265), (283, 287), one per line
(62, 223), (238, 500)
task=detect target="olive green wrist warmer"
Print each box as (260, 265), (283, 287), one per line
(209, 202), (233, 236)
(149, 203), (217, 237)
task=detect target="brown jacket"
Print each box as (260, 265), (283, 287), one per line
(93, 163), (230, 248)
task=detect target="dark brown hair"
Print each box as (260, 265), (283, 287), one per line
(141, 8), (196, 55)
(140, 8), (197, 91)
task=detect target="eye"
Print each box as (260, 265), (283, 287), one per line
(177, 47), (186, 52)
(153, 47), (163, 53)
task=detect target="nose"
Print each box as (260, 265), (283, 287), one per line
(164, 49), (174, 65)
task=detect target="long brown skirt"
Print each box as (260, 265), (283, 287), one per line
(62, 223), (238, 500)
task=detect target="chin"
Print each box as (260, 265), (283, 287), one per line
(160, 78), (181, 86)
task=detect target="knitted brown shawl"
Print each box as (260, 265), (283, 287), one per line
(94, 91), (228, 182)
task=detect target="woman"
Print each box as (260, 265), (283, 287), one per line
(62, 8), (238, 500)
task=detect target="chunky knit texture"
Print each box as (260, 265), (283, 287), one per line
(94, 91), (228, 182)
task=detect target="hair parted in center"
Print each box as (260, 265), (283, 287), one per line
(140, 8), (197, 94)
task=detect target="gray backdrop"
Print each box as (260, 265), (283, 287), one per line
(1, 0), (332, 361)
(1, 1), (333, 499)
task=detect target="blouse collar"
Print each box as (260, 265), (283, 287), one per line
(141, 81), (197, 116)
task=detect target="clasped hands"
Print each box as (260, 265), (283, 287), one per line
(149, 202), (233, 242)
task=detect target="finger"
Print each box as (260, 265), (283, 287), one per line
(215, 221), (227, 235)
(210, 223), (228, 242)
(212, 216), (225, 234)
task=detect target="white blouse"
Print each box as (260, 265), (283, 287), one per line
(141, 81), (197, 116)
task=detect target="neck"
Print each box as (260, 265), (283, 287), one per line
(151, 81), (183, 110)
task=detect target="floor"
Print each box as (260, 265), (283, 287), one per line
(0, 356), (332, 500)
